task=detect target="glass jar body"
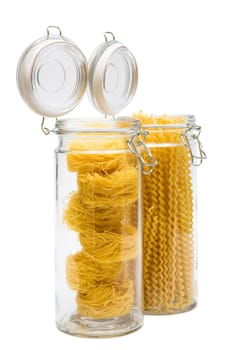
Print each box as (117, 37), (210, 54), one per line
(54, 118), (143, 337)
(139, 114), (197, 314)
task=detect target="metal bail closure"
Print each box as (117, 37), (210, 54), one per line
(181, 125), (207, 166)
(127, 131), (157, 175)
(104, 31), (116, 42)
(41, 116), (57, 135)
(46, 25), (62, 38)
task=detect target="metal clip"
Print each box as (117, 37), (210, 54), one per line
(41, 117), (57, 135)
(127, 131), (157, 175)
(104, 31), (115, 42)
(41, 117), (50, 135)
(46, 26), (62, 38)
(181, 125), (207, 166)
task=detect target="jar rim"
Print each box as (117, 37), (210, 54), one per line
(53, 117), (140, 134)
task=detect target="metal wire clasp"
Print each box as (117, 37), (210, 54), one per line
(127, 131), (157, 175)
(104, 31), (115, 42)
(46, 26), (62, 38)
(41, 117), (57, 135)
(181, 125), (207, 166)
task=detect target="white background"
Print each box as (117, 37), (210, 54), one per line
(0, 0), (232, 349)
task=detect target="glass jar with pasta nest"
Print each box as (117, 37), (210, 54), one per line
(133, 112), (206, 315)
(54, 117), (155, 337)
(16, 27), (152, 337)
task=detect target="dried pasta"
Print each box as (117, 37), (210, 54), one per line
(76, 280), (134, 318)
(67, 138), (136, 173)
(66, 251), (122, 292)
(64, 192), (136, 233)
(79, 225), (138, 263)
(77, 167), (138, 207)
(64, 137), (139, 318)
(134, 112), (195, 314)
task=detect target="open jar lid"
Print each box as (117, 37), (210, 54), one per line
(17, 26), (88, 117)
(87, 32), (138, 116)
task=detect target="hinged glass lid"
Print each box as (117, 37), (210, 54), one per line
(87, 32), (138, 116)
(17, 26), (88, 117)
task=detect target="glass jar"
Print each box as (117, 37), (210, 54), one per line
(16, 27), (151, 337)
(54, 117), (146, 337)
(133, 113), (206, 315)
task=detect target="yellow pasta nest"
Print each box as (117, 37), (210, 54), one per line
(66, 251), (123, 293)
(134, 112), (195, 314)
(79, 225), (138, 263)
(64, 191), (136, 233)
(77, 166), (138, 207)
(76, 279), (134, 318)
(67, 138), (136, 173)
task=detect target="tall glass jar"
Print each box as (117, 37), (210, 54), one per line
(134, 113), (206, 315)
(54, 117), (144, 337)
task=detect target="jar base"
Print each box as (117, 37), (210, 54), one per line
(56, 310), (143, 338)
(144, 301), (197, 315)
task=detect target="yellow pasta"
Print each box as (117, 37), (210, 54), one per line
(66, 251), (122, 292)
(134, 112), (195, 314)
(66, 250), (137, 296)
(76, 280), (134, 318)
(67, 138), (136, 173)
(64, 137), (139, 319)
(79, 225), (138, 263)
(64, 192), (137, 233)
(77, 166), (138, 207)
